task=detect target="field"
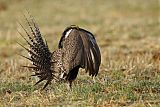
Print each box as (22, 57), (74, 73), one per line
(0, 0), (159, 106)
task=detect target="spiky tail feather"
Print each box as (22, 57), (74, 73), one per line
(18, 14), (56, 89)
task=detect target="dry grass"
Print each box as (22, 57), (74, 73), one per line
(0, 0), (159, 106)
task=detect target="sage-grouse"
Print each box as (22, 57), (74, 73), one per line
(19, 16), (101, 89)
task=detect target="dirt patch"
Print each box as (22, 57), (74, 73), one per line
(0, 2), (7, 11)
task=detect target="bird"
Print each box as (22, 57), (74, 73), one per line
(18, 15), (101, 90)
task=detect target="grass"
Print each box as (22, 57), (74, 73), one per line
(0, 0), (159, 106)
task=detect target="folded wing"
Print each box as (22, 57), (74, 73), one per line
(79, 28), (101, 76)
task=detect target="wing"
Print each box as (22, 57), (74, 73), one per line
(79, 28), (101, 76)
(59, 26), (101, 77)
(18, 15), (56, 89)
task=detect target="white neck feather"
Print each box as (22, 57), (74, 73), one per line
(65, 29), (72, 38)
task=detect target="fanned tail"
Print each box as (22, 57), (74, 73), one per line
(18, 14), (56, 89)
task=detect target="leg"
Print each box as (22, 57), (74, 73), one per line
(92, 76), (96, 83)
(66, 66), (80, 90)
(66, 80), (72, 90)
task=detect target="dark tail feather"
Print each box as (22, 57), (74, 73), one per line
(42, 78), (52, 90)
(18, 14), (55, 89)
(34, 75), (48, 85)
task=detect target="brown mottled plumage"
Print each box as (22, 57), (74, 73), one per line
(58, 26), (101, 88)
(19, 16), (101, 89)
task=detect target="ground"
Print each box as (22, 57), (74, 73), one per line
(0, 0), (159, 106)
